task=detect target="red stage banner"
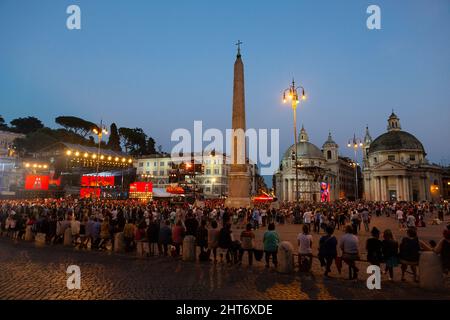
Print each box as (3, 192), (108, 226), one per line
(129, 182), (153, 193)
(81, 175), (114, 187)
(25, 175), (50, 190)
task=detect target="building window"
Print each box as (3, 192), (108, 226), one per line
(327, 150), (332, 160)
(139, 162), (144, 167)
(146, 162), (150, 167)
(206, 169), (211, 175)
(205, 187), (211, 192)
(410, 154), (416, 161)
(160, 162), (164, 166)
(153, 171), (157, 176)
(388, 155), (395, 161)
(214, 169), (219, 175)
(154, 162), (157, 166)
(159, 170), (164, 176)
(374, 157), (377, 163)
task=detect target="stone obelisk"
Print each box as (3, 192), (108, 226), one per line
(225, 41), (251, 208)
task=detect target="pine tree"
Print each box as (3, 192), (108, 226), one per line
(107, 123), (122, 151)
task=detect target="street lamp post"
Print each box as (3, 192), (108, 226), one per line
(347, 134), (363, 200)
(283, 79), (306, 204)
(92, 120), (108, 198)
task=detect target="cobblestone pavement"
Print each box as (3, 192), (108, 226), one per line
(0, 215), (449, 300)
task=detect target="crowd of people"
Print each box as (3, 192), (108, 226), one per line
(0, 198), (449, 282)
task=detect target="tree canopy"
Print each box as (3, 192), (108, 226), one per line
(55, 116), (98, 137)
(10, 116), (44, 134)
(107, 123), (122, 152)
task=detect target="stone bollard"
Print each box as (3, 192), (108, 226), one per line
(114, 232), (125, 253)
(25, 225), (34, 241)
(277, 241), (294, 274)
(182, 235), (196, 262)
(419, 251), (444, 291)
(35, 233), (46, 247)
(64, 228), (73, 246)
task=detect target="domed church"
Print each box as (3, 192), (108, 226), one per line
(363, 112), (443, 202)
(274, 126), (358, 202)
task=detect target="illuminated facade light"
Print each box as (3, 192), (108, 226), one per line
(115, 157), (119, 162)
(100, 155), (104, 160)
(75, 151), (80, 156)
(108, 156), (112, 161)
(84, 153), (89, 158)
(66, 150), (72, 156)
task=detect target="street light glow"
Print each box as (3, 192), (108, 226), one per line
(84, 153), (89, 158)
(75, 151), (80, 156)
(66, 150), (72, 156)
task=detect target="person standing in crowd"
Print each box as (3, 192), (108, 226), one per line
(263, 222), (279, 268)
(433, 226), (450, 275)
(396, 207), (404, 229)
(303, 209), (312, 230)
(361, 207), (370, 232)
(297, 224), (313, 272)
(146, 217), (160, 256)
(399, 227), (420, 282)
(313, 210), (321, 233)
(366, 227), (383, 266)
(158, 220), (172, 256)
(239, 223), (255, 266)
(339, 225), (360, 280)
(123, 220), (136, 252)
(406, 213), (416, 229)
(208, 220), (220, 263)
(172, 220), (185, 256)
(99, 216), (111, 250)
(196, 220), (209, 260)
(318, 226), (338, 277)
(218, 222), (233, 263)
(382, 229), (399, 281)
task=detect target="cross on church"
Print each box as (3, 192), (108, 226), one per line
(236, 40), (243, 55)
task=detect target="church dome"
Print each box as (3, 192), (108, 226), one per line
(283, 126), (325, 161)
(283, 141), (325, 160)
(369, 130), (425, 154)
(369, 112), (425, 155)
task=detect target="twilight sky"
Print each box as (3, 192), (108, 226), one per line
(1, 0), (449, 179)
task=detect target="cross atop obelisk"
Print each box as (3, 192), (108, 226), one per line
(236, 40), (243, 57)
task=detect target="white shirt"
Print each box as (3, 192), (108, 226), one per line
(303, 211), (312, 224)
(396, 210), (404, 220)
(297, 233), (313, 254)
(406, 215), (416, 227)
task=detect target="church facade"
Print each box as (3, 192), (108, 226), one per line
(274, 126), (358, 202)
(363, 112), (444, 202)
